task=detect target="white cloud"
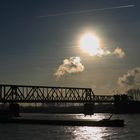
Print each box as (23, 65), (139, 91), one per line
(113, 47), (125, 58)
(54, 57), (84, 78)
(90, 47), (125, 58)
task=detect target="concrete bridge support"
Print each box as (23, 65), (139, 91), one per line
(84, 103), (94, 115)
(9, 103), (20, 117)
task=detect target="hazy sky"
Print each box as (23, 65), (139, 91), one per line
(0, 0), (140, 94)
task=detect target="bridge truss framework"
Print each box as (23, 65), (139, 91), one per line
(0, 84), (114, 103)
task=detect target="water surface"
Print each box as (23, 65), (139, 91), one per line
(0, 113), (140, 140)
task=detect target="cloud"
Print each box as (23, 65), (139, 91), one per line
(113, 47), (125, 58)
(118, 67), (140, 88)
(88, 48), (112, 57)
(90, 47), (125, 58)
(54, 57), (84, 78)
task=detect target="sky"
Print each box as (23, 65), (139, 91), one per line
(0, 0), (140, 95)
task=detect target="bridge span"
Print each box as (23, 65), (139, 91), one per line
(0, 84), (114, 103)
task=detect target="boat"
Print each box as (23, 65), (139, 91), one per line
(0, 117), (124, 127)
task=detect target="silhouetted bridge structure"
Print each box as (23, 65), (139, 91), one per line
(0, 84), (115, 103)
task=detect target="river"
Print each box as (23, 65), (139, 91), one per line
(0, 113), (140, 140)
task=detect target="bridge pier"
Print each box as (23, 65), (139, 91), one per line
(113, 95), (130, 113)
(84, 103), (94, 115)
(9, 103), (20, 117)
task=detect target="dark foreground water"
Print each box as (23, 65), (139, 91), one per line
(0, 113), (140, 140)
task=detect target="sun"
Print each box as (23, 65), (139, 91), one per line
(80, 33), (101, 56)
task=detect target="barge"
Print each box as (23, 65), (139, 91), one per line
(0, 118), (124, 127)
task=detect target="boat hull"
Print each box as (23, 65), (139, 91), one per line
(0, 118), (124, 127)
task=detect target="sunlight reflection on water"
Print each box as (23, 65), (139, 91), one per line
(73, 127), (106, 140)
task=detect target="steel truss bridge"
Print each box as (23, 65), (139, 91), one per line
(0, 84), (114, 103)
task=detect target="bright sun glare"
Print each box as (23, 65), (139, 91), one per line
(80, 33), (102, 56)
